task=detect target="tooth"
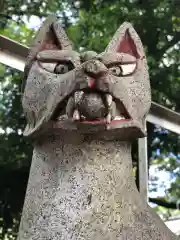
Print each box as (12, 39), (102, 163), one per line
(106, 113), (111, 124)
(74, 91), (84, 105)
(66, 96), (75, 118)
(81, 115), (86, 121)
(105, 94), (113, 107)
(114, 116), (125, 120)
(73, 109), (80, 120)
(111, 101), (116, 119)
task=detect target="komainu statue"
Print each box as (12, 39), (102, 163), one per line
(18, 16), (178, 239)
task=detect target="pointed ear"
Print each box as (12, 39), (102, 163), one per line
(106, 22), (144, 59)
(23, 16), (72, 84)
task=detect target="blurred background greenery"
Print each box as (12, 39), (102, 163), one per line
(0, 0), (180, 238)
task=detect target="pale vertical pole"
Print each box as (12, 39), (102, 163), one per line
(138, 121), (148, 202)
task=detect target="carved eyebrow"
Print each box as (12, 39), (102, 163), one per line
(97, 52), (136, 65)
(36, 50), (81, 64)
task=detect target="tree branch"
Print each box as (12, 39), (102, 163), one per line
(149, 197), (180, 210)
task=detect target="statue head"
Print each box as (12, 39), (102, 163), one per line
(22, 16), (151, 141)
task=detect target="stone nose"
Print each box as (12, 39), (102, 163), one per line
(83, 60), (108, 78)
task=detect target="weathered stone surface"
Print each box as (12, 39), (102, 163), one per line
(18, 16), (178, 239)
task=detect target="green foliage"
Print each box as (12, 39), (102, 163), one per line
(0, 0), (180, 238)
(0, 22), (34, 44)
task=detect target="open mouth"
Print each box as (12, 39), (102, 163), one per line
(78, 95), (131, 125)
(52, 89), (131, 125)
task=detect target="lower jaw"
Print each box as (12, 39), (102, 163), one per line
(24, 115), (145, 141)
(66, 118), (144, 139)
(78, 119), (131, 125)
(75, 120), (145, 141)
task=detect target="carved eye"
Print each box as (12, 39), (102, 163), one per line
(54, 64), (69, 74)
(54, 62), (74, 74)
(109, 63), (136, 76)
(121, 64), (136, 76)
(40, 62), (74, 74)
(40, 63), (57, 72)
(109, 66), (122, 76)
